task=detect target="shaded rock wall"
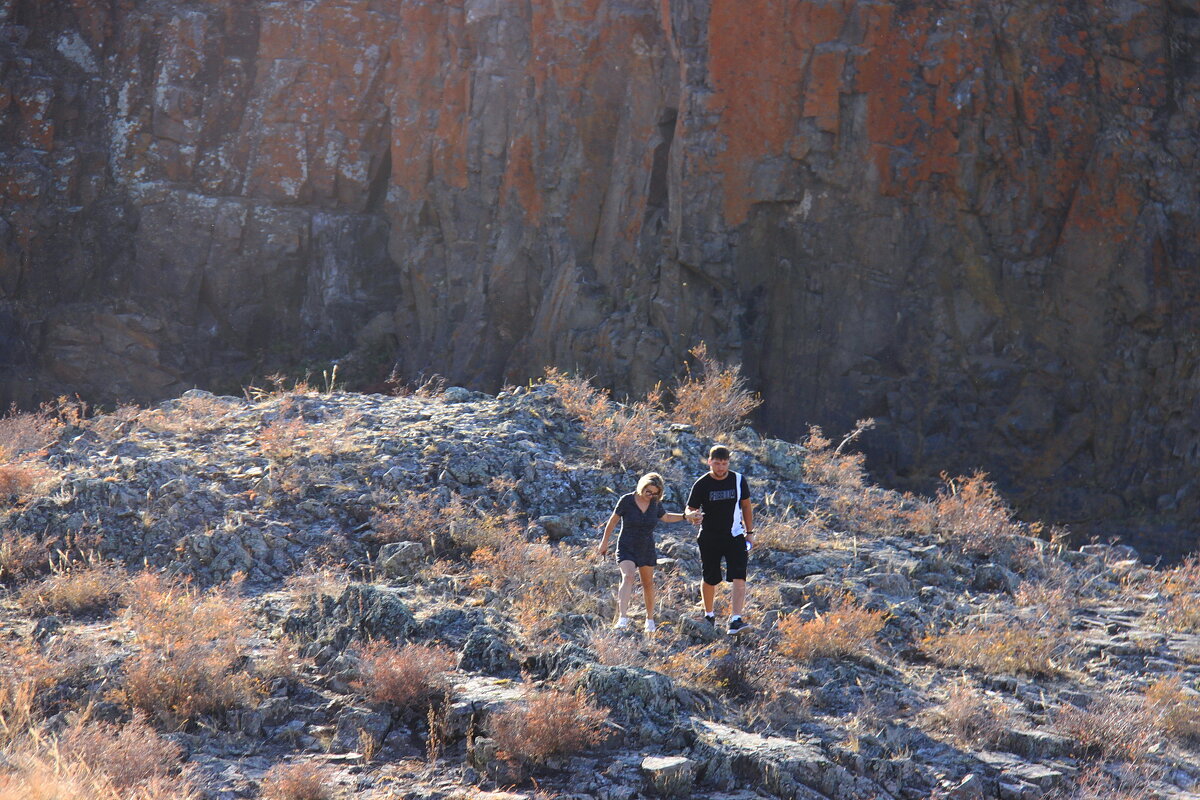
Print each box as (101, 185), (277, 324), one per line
(1, 0), (1198, 544)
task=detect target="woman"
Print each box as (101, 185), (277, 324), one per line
(597, 473), (696, 632)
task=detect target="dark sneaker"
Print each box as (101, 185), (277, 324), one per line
(726, 618), (749, 634)
(702, 614), (716, 626)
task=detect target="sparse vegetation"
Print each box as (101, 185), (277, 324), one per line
(671, 342), (761, 438)
(775, 597), (887, 662)
(488, 689), (609, 765)
(352, 641), (455, 711)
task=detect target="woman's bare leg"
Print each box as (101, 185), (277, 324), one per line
(617, 560), (637, 620)
(638, 565), (655, 621)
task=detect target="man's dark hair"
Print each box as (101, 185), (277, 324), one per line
(709, 445), (731, 460)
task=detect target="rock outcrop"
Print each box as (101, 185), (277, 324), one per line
(1, 0), (1198, 545)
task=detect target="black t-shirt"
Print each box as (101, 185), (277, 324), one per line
(686, 472), (750, 540)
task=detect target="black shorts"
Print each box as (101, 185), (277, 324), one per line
(699, 535), (748, 584)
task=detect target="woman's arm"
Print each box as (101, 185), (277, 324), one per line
(597, 512), (620, 555)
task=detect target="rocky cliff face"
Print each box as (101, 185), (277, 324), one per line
(2, 0), (1198, 546)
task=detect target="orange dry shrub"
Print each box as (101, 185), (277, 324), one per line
(776, 597), (887, 662)
(671, 342), (761, 438)
(921, 616), (1066, 677)
(114, 572), (263, 725)
(544, 368), (663, 469)
(352, 641), (455, 711)
(488, 689), (609, 765)
(260, 762), (336, 800)
(138, 395), (232, 435)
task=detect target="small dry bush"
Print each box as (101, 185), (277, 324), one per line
(0, 404), (61, 458)
(0, 461), (57, 505)
(658, 641), (780, 700)
(932, 680), (1016, 747)
(18, 559), (125, 617)
(258, 416), (309, 463)
(801, 422), (872, 490)
(0, 636), (100, 746)
(260, 762), (336, 800)
(352, 641), (455, 711)
(0, 532), (51, 582)
(1155, 555), (1200, 633)
(544, 367), (663, 469)
(115, 572), (262, 725)
(671, 343), (761, 438)
(57, 712), (192, 796)
(754, 509), (821, 553)
(921, 617), (1066, 677)
(0, 746), (198, 800)
(912, 473), (1029, 561)
(1052, 765), (1159, 800)
(1054, 690), (1160, 762)
(489, 688), (608, 765)
(1143, 675), (1200, 744)
(138, 395), (232, 435)
(776, 596), (887, 662)
(372, 492), (520, 561)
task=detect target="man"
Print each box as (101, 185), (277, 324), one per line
(686, 445), (754, 633)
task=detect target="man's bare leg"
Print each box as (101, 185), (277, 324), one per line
(731, 578), (746, 617)
(701, 581), (717, 615)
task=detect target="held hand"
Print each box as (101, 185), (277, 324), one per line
(597, 543), (609, 556)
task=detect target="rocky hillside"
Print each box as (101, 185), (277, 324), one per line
(1, 0), (1198, 545)
(1, 383), (1199, 799)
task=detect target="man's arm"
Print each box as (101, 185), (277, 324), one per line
(740, 498), (754, 543)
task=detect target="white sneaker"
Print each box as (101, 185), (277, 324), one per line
(614, 617), (631, 629)
(644, 620), (657, 633)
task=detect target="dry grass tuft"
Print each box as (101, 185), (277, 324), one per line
(671, 342), (761, 438)
(18, 559), (125, 617)
(921, 616), (1066, 677)
(544, 367), (663, 469)
(776, 597), (887, 662)
(260, 762), (337, 800)
(352, 641), (455, 711)
(114, 572), (263, 725)
(488, 688), (609, 765)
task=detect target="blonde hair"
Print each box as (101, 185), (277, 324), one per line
(635, 472), (665, 496)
